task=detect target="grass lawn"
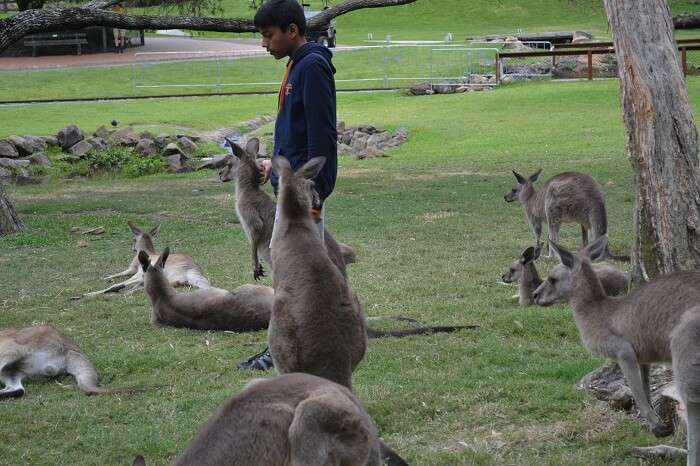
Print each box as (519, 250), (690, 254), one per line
(1, 78), (698, 465)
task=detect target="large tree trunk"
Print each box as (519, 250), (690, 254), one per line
(0, 0), (417, 54)
(603, 0), (700, 286)
(0, 185), (23, 235)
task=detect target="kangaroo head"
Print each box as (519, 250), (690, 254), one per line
(504, 169), (542, 203)
(138, 247), (169, 274)
(501, 245), (540, 283)
(272, 156), (326, 216)
(220, 138), (262, 184)
(533, 263), (572, 307)
(128, 221), (159, 252)
(548, 236), (608, 302)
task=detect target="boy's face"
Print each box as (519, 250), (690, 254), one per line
(259, 24), (299, 60)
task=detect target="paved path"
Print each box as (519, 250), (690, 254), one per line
(0, 36), (268, 71)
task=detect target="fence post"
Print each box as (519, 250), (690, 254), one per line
(587, 49), (593, 80)
(495, 52), (500, 84)
(682, 47), (688, 77)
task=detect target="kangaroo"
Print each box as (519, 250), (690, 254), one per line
(504, 170), (608, 257)
(79, 222), (210, 299)
(219, 138), (355, 281)
(533, 260), (629, 306)
(268, 156), (367, 390)
(550, 235), (700, 456)
(139, 248), (273, 331)
(0, 325), (137, 399)
(133, 373), (408, 466)
(501, 245), (542, 305)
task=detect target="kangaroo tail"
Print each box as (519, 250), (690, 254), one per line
(379, 441), (410, 466)
(367, 325), (478, 339)
(338, 243), (357, 264)
(68, 352), (144, 396)
(366, 315), (419, 324)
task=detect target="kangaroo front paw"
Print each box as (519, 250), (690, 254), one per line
(253, 265), (266, 281)
(651, 422), (674, 438)
(0, 388), (25, 400)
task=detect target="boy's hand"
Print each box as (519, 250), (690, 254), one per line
(310, 208), (323, 224)
(258, 159), (272, 185)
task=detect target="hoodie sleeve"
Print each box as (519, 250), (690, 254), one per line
(302, 59), (337, 200)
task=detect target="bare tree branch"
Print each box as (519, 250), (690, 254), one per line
(0, 0), (417, 54)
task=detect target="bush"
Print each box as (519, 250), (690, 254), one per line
(47, 144), (169, 179)
(122, 155), (166, 178)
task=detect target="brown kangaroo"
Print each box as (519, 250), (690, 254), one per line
(133, 373), (408, 466)
(501, 245), (542, 305)
(139, 248), (273, 331)
(219, 137), (355, 280)
(268, 156), (367, 390)
(551, 235), (700, 459)
(504, 170), (608, 257)
(0, 325), (137, 399)
(79, 222), (209, 299)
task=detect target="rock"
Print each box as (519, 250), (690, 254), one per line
(351, 132), (369, 151)
(15, 169), (45, 185)
(165, 153), (190, 173)
(57, 125), (84, 150)
(455, 86), (469, 93)
(337, 121), (346, 133)
(357, 125), (377, 134)
(178, 137), (198, 156)
(0, 167), (13, 185)
(0, 157), (30, 170)
(69, 140), (94, 158)
(340, 131), (353, 146)
(28, 153), (51, 166)
(87, 137), (107, 151)
(164, 143), (184, 156)
(22, 135), (47, 152)
(7, 135), (34, 156)
(154, 134), (174, 148)
(135, 139), (158, 157)
(337, 143), (354, 156)
(138, 130), (155, 141)
(77, 240), (89, 248)
(198, 154), (230, 170)
(41, 136), (60, 147)
(218, 127), (242, 143)
(110, 126), (139, 146)
(367, 131), (391, 147)
(470, 75), (489, 85)
(0, 140), (19, 158)
(572, 30), (593, 44)
(409, 82), (433, 95)
(94, 126), (113, 140)
(393, 128), (408, 141)
(433, 84), (456, 94)
(359, 146), (385, 159)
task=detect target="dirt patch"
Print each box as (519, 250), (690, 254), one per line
(421, 210), (457, 222)
(339, 167), (382, 178)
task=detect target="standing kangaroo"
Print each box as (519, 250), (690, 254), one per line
(501, 245), (542, 305)
(268, 156), (367, 390)
(0, 325), (136, 399)
(133, 373), (408, 466)
(504, 170), (608, 257)
(80, 222), (210, 299)
(139, 248), (273, 331)
(219, 138), (355, 281)
(550, 236), (700, 462)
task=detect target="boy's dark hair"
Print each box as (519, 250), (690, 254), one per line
(254, 0), (307, 35)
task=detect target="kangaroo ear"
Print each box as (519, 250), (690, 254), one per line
(521, 246), (536, 264)
(530, 168), (543, 182)
(225, 138), (246, 159)
(512, 170), (526, 185)
(550, 241), (578, 269)
(138, 250), (150, 272)
(133, 456), (146, 466)
(298, 157), (326, 180)
(584, 235), (608, 262)
(271, 156), (291, 177)
(149, 224), (161, 237)
(245, 138), (260, 158)
(158, 247), (170, 268)
(128, 221), (142, 236)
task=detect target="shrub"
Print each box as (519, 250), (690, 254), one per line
(122, 155), (166, 178)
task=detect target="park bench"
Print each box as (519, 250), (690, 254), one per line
(23, 32), (88, 57)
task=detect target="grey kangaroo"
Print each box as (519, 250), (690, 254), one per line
(501, 245), (542, 305)
(219, 137), (355, 281)
(0, 325), (137, 399)
(268, 156), (367, 390)
(139, 248), (273, 331)
(504, 170), (608, 257)
(533, 259), (628, 306)
(132, 373), (408, 466)
(551, 236), (700, 465)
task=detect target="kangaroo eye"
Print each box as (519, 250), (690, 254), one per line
(550, 278), (557, 284)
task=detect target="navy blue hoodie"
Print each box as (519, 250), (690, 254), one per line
(271, 42), (337, 203)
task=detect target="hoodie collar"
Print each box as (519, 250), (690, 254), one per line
(289, 42), (335, 72)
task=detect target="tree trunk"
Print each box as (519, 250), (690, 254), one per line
(0, 0), (417, 54)
(0, 185), (23, 235)
(603, 0), (700, 285)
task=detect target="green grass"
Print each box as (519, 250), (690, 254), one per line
(1, 78), (698, 465)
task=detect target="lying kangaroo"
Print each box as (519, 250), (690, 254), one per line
(79, 222), (210, 299)
(533, 259), (628, 306)
(139, 248), (273, 331)
(133, 373), (408, 466)
(220, 137), (355, 280)
(501, 245), (542, 305)
(551, 236), (700, 453)
(0, 325), (136, 399)
(268, 156), (367, 390)
(504, 169), (608, 257)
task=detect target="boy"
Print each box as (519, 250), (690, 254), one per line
(238, 0), (338, 370)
